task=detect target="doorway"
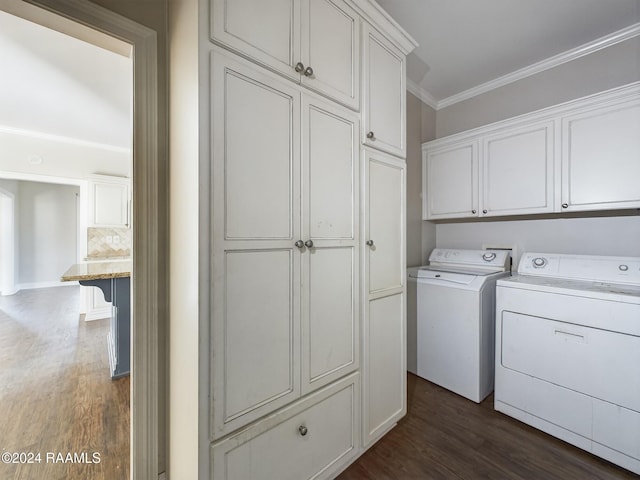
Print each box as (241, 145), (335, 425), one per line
(0, 0), (162, 478)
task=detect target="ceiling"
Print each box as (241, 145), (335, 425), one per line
(376, 0), (640, 108)
(0, 9), (132, 178)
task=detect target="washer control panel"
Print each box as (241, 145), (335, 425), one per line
(429, 248), (510, 271)
(518, 252), (640, 285)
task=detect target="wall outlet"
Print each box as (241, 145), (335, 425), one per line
(113, 235), (120, 244)
(106, 235), (113, 243)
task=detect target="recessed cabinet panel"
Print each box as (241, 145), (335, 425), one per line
(223, 249), (298, 424)
(211, 0), (299, 79)
(425, 142), (478, 219)
(482, 122), (554, 216)
(302, 0), (359, 109)
(223, 68), (298, 240)
(305, 247), (357, 389)
(368, 154), (404, 293)
(89, 177), (129, 228)
(364, 292), (405, 444)
(563, 100), (640, 210)
(363, 25), (405, 157)
(304, 99), (357, 240)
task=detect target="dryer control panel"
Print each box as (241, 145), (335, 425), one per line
(518, 252), (640, 285)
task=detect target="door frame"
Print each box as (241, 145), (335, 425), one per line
(1, 0), (164, 477)
(0, 187), (16, 295)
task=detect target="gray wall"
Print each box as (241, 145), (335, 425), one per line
(17, 181), (78, 286)
(436, 36), (640, 137)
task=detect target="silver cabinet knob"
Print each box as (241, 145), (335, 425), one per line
(366, 131), (374, 139)
(304, 239), (314, 248)
(304, 66), (314, 77)
(472, 210), (477, 214)
(294, 62), (305, 73)
(298, 425), (308, 436)
(482, 209), (488, 214)
(366, 240), (374, 246)
(562, 203), (569, 209)
(295, 240), (304, 248)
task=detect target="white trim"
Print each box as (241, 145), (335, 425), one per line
(0, 124), (131, 154)
(16, 280), (78, 290)
(406, 79), (437, 109)
(436, 23), (640, 109)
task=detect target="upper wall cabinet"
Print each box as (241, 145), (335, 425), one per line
(561, 97), (640, 212)
(88, 175), (130, 228)
(362, 23), (406, 158)
(211, 0), (360, 109)
(423, 83), (640, 220)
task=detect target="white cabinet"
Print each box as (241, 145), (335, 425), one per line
(561, 98), (640, 212)
(482, 121), (555, 216)
(424, 140), (478, 219)
(212, 374), (359, 480)
(88, 175), (130, 228)
(362, 23), (406, 158)
(211, 51), (359, 438)
(211, 0), (360, 109)
(362, 149), (406, 446)
(422, 84), (640, 220)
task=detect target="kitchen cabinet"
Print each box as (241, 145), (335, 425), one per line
(362, 149), (406, 446)
(84, 285), (112, 321)
(362, 23), (406, 158)
(422, 83), (639, 220)
(211, 51), (360, 438)
(561, 97), (640, 212)
(88, 175), (130, 228)
(211, 0), (360, 109)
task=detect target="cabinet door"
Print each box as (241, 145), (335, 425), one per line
(211, 0), (301, 81)
(362, 150), (406, 446)
(562, 99), (640, 211)
(301, 0), (360, 110)
(301, 95), (359, 394)
(89, 178), (129, 227)
(424, 141), (479, 219)
(362, 24), (406, 157)
(481, 121), (555, 216)
(211, 51), (302, 438)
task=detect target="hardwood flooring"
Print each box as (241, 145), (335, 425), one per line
(339, 373), (637, 480)
(0, 286), (129, 480)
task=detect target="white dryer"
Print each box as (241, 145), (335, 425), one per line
(495, 252), (640, 475)
(416, 248), (510, 403)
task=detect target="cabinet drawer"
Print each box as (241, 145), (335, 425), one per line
(212, 374), (360, 480)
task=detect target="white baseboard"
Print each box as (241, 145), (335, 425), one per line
(15, 280), (79, 291)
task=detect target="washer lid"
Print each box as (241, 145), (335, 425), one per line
(416, 267), (477, 285)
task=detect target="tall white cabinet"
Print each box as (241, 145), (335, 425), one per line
(204, 1), (416, 478)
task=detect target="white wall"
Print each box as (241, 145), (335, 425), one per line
(0, 179), (18, 294)
(16, 180), (78, 287)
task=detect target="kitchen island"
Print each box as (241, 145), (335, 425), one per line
(61, 260), (132, 379)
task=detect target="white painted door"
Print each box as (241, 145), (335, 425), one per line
(362, 24), (406, 157)
(301, 0), (360, 109)
(210, 0), (301, 81)
(362, 149), (406, 446)
(89, 176), (129, 227)
(561, 99), (640, 211)
(481, 121), (555, 216)
(301, 95), (359, 394)
(211, 51), (302, 438)
(424, 140), (479, 219)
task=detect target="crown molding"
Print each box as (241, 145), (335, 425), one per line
(436, 22), (640, 110)
(406, 79), (438, 110)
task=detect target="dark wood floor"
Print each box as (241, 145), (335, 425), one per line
(0, 286), (129, 480)
(339, 373), (638, 480)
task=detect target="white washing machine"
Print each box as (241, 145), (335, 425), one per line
(416, 248), (510, 403)
(495, 252), (640, 475)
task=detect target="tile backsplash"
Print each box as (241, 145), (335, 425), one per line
(87, 227), (131, 259)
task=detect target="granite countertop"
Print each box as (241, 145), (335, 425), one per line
(61, 260), (132, 281)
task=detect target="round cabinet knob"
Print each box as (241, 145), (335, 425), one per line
(562, 203), (569, 209)
(532, 257), (547, 268)
(482, 209), (488, 214)
(295, 240), (304, 248)
(482, 252), (496, 262)
(304, 239), (314, 248)
(472, 210), (477, 214)
(304, 66), (314, 77)
(366, 240), (374, 246)
(298, 425), (308, 436)
(619, 264), (629, 272)
(366, 131), (375, 139)
(294, 62), (305, 73)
